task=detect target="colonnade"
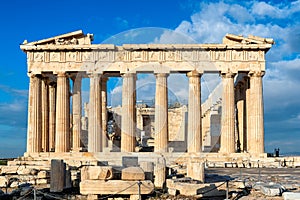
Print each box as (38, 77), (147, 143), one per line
(26, 69), (264, 154)
(234, 71), (265, 154)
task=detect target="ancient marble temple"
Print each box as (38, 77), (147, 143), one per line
(20, 30), (274, 156)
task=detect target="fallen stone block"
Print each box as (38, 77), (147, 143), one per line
(80, 180), (154, 195)
(187, 161), (204, 182)
(168, 188), (178, 196)
(50, 159), (65, 192)
(81, 166), (113, 181)
(154, 157), (166, 189)
(283, 192), (300, 200)
(122, 167), (145, 181)
(0, 166), (19, 175)
(36, 178), (48, 185)
(37, 171), (49, 179)
(0, 176), (8, 187)
(167, 179), (225, 197)
(258, 183), (285, 196)
(17, 166), (32, 175)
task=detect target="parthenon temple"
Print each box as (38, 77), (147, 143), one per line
(20, 30), (274, 158)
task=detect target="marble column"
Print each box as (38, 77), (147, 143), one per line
(235, 83), (246, 152)
(88, 74), (102, 152)
(154, 73), (169, 152)
(219, 71), (236, 154)
(121, 73), (136, 152)
(41, 77), (49, 152)
(72, 75), (82, 152)
(245, 77), (251, 152)
(49, 82), (56, 152)
(187, 70), (202, 153)
(248, 71), (265, 154)
(101, 77), (108, 148)
(55, 72), (70, 152)
(27, 74), (42, 153)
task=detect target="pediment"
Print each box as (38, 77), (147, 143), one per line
(223, 33), (274, 45)
(22, 30), (93, 46)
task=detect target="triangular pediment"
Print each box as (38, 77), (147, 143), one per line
(22, 30), (93, 46)
(223, 33), (274, 45)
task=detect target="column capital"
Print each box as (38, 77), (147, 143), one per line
(121, 72), (136, 78)
(56, 71), (67, 77)
(221, 71), (236, 78)
(88, 73), (102, 78)
(187, 70), (202, 77)
(248, 71), (265, 78)
(155, 73), (169, 78)
(27, 73), (41, 78)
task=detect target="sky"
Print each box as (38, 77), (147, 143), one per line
(0, 0), (299, 157)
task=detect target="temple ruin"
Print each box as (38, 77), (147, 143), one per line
(20, 30), (274, 156)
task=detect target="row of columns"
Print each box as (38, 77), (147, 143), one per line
(27, 72), (109, 153)
(27, 70), (264, 154)
(220, 71), (265, 154)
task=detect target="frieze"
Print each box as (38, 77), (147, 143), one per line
(215, 51), (226, 61)
(149, 51), (160, 61)
(66, 52), (76, 62)
(76, 51), (81, 62)
(44, 52), (50, 63)
(198, 51), (211, 61)
(28, 52), (34, 62)
(97, 51), (111, 62)
(232, 50), (243, 61)
(50, 52), (60, 62)
(82, 52), (94, 62)
(247, 51), (259, 61)
(165, 51), (175, 61)
(34, 52), (44, 62)
(60, 52), (66, 62)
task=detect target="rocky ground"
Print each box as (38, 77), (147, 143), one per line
(0, 167), (299, 199)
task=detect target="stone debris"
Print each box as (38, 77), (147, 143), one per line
(80, 180), (154, 195)
(166, 178), (226, 197)
(282, 192), (300, 200)
(253, 182), (285, 196)
(154, 156), (166, 189)
(0, 176), (7, 187)
(121, 167), (145, 181)
(81, 165), (114, 180)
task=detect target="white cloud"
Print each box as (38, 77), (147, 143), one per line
(251, 2), (283, 18)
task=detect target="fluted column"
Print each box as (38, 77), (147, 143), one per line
(55, 72), (70, 152)
(41, 77), (49, 152)
(101, 77), (108, 148)
(248, 71), (265, 154)
(72, 75), (82, 152)
(49, 82), (56, 152)
(219, 71), (236, 153)
(154, 73), (169, 152)
(245, 77), (250, 152)
(121, 73), (136, 152)
(88, 74), (102, 152)
(27, 74), (42, 153)
(235, 83), (245, 152)
(187, 70), (202, 153)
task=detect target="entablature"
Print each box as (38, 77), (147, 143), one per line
(21, 30), (273, 75)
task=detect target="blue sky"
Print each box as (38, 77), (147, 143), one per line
(0, 0), (299, 157)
